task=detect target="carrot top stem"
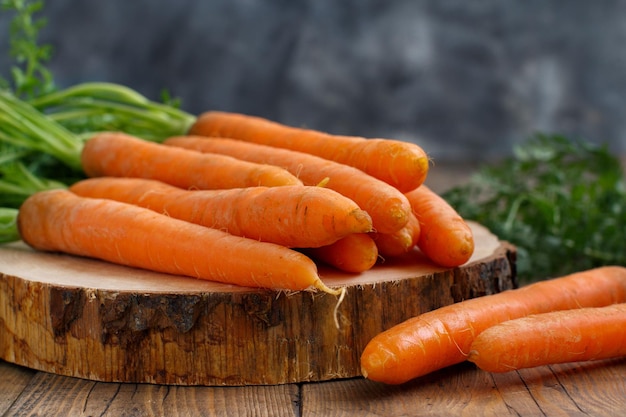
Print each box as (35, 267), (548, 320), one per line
(0, 90), (83, 170)
(29, 82), (196, 142)
(0, 208), (19, 243)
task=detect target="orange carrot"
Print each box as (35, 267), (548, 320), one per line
(188, 111), (430, 193)
(17, 189), (341, 294)
(69, 177), (373, 248)
(81, 132), (302, 189)
(303, 233), (379, 273)
(360, 266), (626, 384)
(468, 303), (626, 372)
(371, 212), (420, 258)
(405, 185), (474, 267)
(164, 136), (412, 234)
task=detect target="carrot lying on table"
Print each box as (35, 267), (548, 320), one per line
(468, 303), (626, 372)
(405, 185), (474, 267)
(303, 233), (379, 274)
(69, 177), (373, 248)
(164, 136), (412, 234)
(371, 212), (420, 258)
(18, 189), (342, 295)
(188, 111), (430, 193)
(360, 266), (626, 384)
(81, 132), (302, 189)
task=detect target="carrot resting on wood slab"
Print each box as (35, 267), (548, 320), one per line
(303, 233), (379, 273)
(468, 303), (626, 372)
(360, 266), (626, 384)
(164, 136), (412, 234)
(188, 111), (430, 193)
(405, 185), (474, 267)
(371, 212), (421, 258)
(81, 132), (302, 189)
(17, 189), (342, 295)
(69, 177), (373, 248)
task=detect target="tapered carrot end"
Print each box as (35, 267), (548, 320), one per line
(348, 209), (375, 234)
(360, 343), (404, 384)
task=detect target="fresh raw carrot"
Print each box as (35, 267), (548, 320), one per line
(188, 111), (430, 193)
(303, 233), (379, 273)
(405, 185), (474, 267)
(468, 303), (626, 372)
(69, 177), (373, 248)
(371, 212), (420, 258)
(164, 136), (412, 234)
(81, 132), (302, 189)
(17, 189), (342, 295)
(360, 266), (626, 384)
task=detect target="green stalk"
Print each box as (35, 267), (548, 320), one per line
(0, 208), (20, 244)
(30, 82), (196, 141)
(0, 90), (83, 170)
(0, 158), (67, 205)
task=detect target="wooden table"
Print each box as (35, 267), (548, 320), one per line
(2, 357), (626, 416)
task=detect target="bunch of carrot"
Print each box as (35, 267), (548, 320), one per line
(360, 265), (626, 384)
(15, 110), (478, 295)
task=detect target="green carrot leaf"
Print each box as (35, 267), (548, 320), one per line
(443, 134), (626, 283)
(1, 0), (56, 98)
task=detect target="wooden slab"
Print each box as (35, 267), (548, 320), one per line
(0, 222), (516, 386)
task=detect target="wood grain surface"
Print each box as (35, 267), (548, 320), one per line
(2, 357), (625, 416)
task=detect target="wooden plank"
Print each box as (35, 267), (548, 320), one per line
(301, 363), (534, 417)
(491, 358), (626, 417)
(301, 359), (626, 416)
(0, 360), (36, 415)
(4, 372), (299, 417)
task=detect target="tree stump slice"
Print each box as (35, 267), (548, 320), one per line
(0, 222), (516, 386)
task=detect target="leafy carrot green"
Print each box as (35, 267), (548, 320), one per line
(443, 134), (626, 282)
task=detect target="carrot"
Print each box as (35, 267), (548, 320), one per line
(303, 233), (379, 273)
(69, 177), (373, 248)
(405, 185), (474, 267)
(468, 303), (626, 372)
(371, 212), (420, 258)
(164, 136), (412, 234)
(81, 132), (302, 189)
(188, 111), (430, 193)
(360, 266), (626, 384)
(17, 189), (341, 295)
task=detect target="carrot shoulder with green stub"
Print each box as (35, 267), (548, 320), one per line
(69, 177), (373, 248)
(187, 111), (430, 193)
(18, 189), (342, 294)
(360, 266), (626, 384)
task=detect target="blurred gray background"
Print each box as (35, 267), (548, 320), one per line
(1, 0), (625, 163)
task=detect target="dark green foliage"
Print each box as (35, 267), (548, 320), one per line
(443, 134), (626, 282)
